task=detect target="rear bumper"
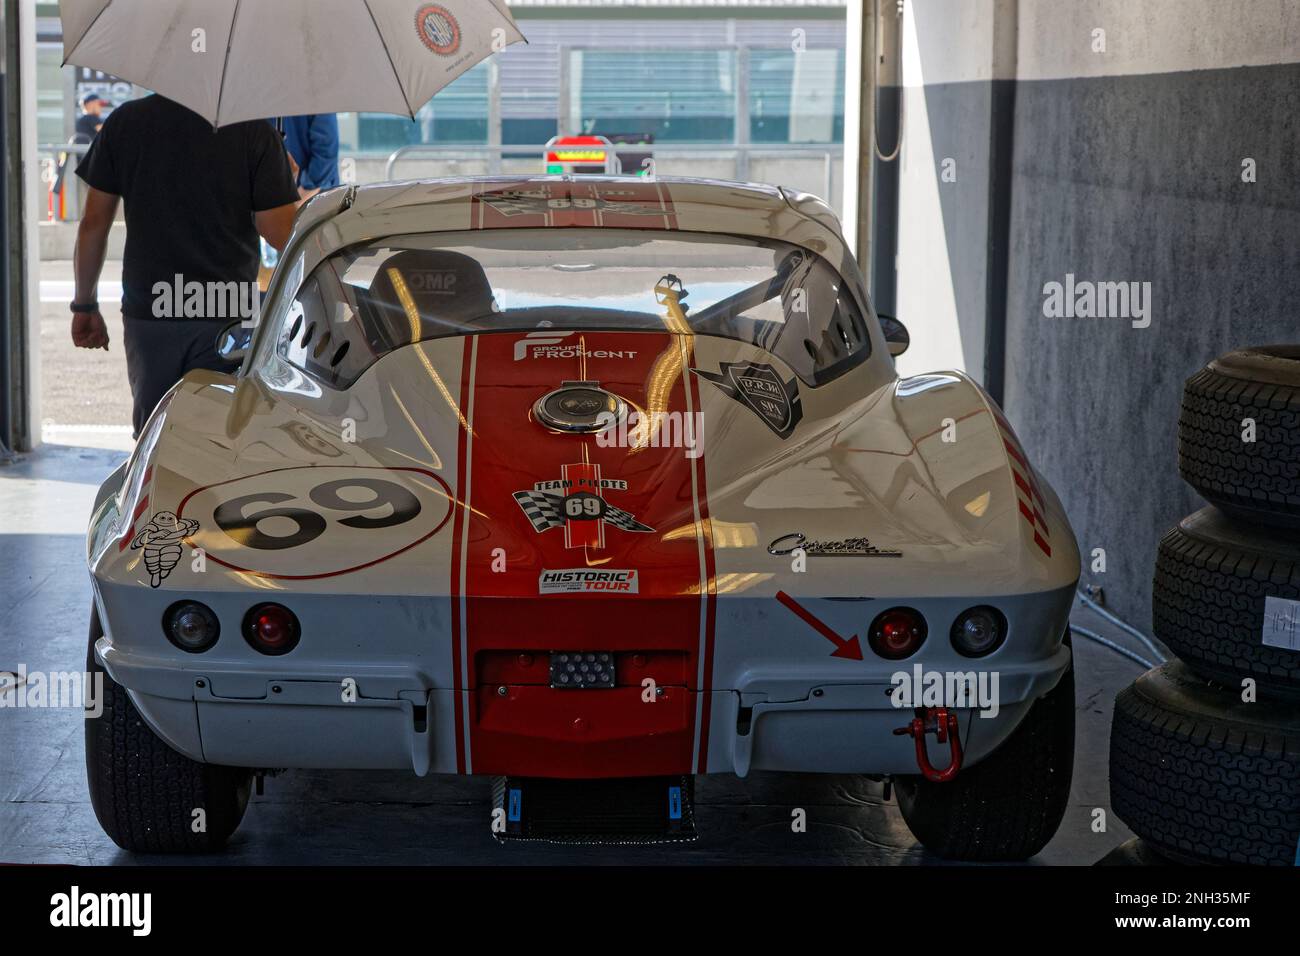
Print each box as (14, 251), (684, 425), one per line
(98, 636), (1069, 778)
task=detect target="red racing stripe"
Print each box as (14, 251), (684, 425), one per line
(456, 330), (712, 778)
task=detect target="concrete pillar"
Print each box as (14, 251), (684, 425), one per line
(841, 0), (873, 269)
(1, 0), (40, 453)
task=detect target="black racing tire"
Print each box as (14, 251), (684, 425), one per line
(1153, 507), (1300, 699)
(1110, 660), (1300, 866)
(895, 639), (1075, 862)
(85, 608), (252, 853)
(1178, 345), (1300, 527)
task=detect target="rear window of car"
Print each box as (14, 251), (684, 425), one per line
(274, 228), (871, 389)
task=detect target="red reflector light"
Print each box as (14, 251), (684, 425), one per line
(243, 603), (301, 656)
(868, 607), (928, 660)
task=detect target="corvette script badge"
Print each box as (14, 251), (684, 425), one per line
(768, 533), (902, 558)
(514, 463), (654, 549)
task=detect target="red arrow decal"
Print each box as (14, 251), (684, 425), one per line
(776, 591), (864, 660)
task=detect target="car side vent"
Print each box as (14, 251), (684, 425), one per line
(312, 331), (332, 359)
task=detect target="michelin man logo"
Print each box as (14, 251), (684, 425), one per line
(131, 512), (200, 588)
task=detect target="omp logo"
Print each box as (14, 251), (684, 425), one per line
(50, 886), (151, 936)
(539, 568), (639, 594)
(514, 331), (638, 362)
(406, 269), (458, 294)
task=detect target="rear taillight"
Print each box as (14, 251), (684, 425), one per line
(868, 607), (927, 660)
(163, 601), (220, 653)
(243, 603), (301, 656)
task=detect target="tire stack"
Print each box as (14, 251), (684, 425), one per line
(1109, 346), (1300, 866)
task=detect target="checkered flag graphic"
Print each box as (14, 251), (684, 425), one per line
(513, 491), (566, 532)
(603, 504), (654, 533)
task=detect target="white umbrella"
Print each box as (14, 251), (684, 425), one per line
(60, 0), (526, 128)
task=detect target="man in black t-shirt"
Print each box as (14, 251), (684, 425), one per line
(73, 94), (301, 437)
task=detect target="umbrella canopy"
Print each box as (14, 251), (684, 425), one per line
(61, 0), (526, 128)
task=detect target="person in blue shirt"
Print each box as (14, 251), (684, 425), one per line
(279, 114), (341, 200)
(261, 114), (341, 275)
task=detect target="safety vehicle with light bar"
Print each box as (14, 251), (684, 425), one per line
(85, 176), (1080, 859)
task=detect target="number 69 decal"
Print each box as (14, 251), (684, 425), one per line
(177, 466), (453, 580)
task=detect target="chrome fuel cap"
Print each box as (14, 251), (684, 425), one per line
(533, 381), (627, 434)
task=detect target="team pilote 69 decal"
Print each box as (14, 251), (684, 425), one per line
(162, 465), (453, 582)
(513, 463), (654, 550)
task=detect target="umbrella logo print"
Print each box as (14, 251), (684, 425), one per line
(416, 4), (461, 55)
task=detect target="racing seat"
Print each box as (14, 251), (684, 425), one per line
(361, 249), (498, 345)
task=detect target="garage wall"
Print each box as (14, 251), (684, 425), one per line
(883, 0), (1300, 625)
(1006, 0), (1300, 624)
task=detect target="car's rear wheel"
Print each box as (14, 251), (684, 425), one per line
(894, 639), (1075, 861)
(85, 608), (252, 853)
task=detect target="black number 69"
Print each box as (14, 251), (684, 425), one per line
(214, 478), (422, 550)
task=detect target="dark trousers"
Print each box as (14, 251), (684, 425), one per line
(123, 317), (240, 438)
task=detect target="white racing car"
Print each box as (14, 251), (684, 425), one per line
(86, 177), (1080, 858)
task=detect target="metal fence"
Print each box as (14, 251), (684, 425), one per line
(38, 141), (842, 223)
(383, 142), (839, 200)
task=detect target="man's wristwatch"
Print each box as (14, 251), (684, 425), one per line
(70, 302), (99, 314)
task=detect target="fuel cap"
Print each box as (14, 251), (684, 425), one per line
(534, 381), (627, 434)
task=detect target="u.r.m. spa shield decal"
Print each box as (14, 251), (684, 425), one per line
(694, 362), (803, 439)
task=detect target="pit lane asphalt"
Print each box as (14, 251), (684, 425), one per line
(38, 261), (133, 433)
(0, 441), (1141, 865)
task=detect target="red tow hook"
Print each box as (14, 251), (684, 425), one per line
(893, 707), (963, 783)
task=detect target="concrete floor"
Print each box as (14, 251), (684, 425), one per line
(38, 260), (133, 433)
(0, 441), (1144, 865)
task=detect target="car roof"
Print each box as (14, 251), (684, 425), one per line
(256, 176), (876, 372)
(295, 176), (853, 270)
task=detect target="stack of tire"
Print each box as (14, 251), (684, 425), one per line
(1109, 346), (1300, 866)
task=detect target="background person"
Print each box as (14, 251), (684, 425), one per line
(280, 113), (341, 200)
(70, 94), (301, 438)
(52, 94), (110, 215)
(260, 113), (339, 288)
(75, 93), (109, 142)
